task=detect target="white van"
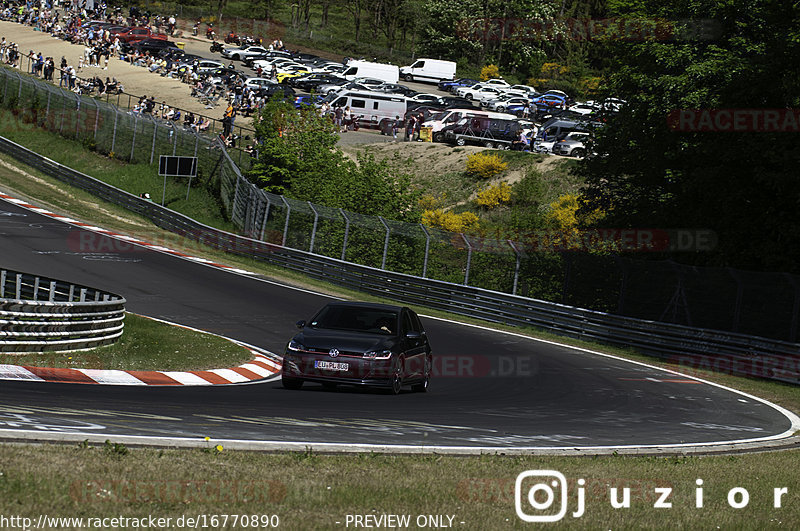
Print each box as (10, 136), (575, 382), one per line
(399, 58), (456, 83)
(423, 108), (517, 141)
(327, 90), (407, 128)
(342, 60), (399, 84)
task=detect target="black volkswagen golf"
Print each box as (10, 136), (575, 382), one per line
(281, 302), (432, 394)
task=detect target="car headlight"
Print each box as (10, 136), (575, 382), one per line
(287, 339), (306, 352)
(363, 350), (392, 360)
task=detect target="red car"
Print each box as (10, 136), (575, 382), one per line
(112, 27), (168, 44)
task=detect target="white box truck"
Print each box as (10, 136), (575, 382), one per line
(342, 60), (399, 84)
(399, 59), (456, 83)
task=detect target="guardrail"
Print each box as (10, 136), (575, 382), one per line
(0, 135), (797, 383)
(0, 268), (126, 353)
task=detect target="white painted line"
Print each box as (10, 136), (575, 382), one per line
(77, 369), (146, 386)
(239, 363), (273, 377)
(0, 365), (44, 381)
(162, 372), (212, 385)
(209, 368), (249, 383)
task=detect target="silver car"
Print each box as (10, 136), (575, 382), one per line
(551, 132), (591, 157)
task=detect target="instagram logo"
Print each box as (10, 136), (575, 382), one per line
(515, 470), (584, 522)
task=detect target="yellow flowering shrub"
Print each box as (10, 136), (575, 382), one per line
(475, 182), (512, 208)
(422, 209), (480, 232)
(465, 152), (508, 179)
(480, 64), (500, 81)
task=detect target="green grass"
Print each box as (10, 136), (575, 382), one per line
(0, 109), (235, 233)
(0, 444), (798, 528)
(0, 313), (252, 371)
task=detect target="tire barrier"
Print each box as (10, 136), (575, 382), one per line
(0, 268), (125, 352)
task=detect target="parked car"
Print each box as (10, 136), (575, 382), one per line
(244, 50), (293, 66)
(483, 95), (532, 112)
(532, 93), (568, 110)
(294, 94), (327, 108)
(409, 93), (442, 104)
(113, 26), (167, 43)
(442, 116), (522, 148)
(127, 38), (181, 55)
(438, 77), (478, 93)
(244, 77), (275, 90)
(289, 73), (346, 92)
(375, 83), (418, 97)
(281, 302), (433, 394)
(551, 131), (591, 157)
(222, 45), (268, 61)
(568, 102), (601, 116)
(437, 96), (477, 109)
(317, 81), (372, 95)
(457, 84), (506, 101)
(257, 84), (296, 100)
(195, 59), (225, 74)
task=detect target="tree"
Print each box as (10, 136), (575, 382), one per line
(248, 101), (419, 222)
(577, 0), (800, 272)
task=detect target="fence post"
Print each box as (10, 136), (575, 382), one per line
(461, 234), (473, 285)
(508, 239), (521, 296)
(420, 224), (430, 279)
(171, 125), (177, 156)
(0, 270), (5, 298)
(281, 196), (292, 247)
(339, 208), (350, 261)
(307, 201), (319, 253)
(15, 273), (22, 300)
(59, 89), (67, 133)
(149, 118), (158, 164)
(92, 99), (101, 140)
(194, 133), (199, 157)
(130, 114), (138, 162)
(259, 193), (272, 241)
(110, 107), (119, 153)
(75, 93), (81, 138)
(45, 89), (51, 124)
(231, 171), (242, 227)
(378, 216), (390, 270)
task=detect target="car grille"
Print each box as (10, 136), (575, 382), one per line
(306, 347), (364, 358)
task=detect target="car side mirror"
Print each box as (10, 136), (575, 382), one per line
(406, 331), (422, 340)
(295, 320), (306, 329)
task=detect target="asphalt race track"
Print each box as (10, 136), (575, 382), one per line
(0, 198), (797, 453)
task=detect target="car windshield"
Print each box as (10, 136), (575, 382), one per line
(309, 306), (399, 335)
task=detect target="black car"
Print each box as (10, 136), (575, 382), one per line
(258, 83), (296, 100)
(281, 302), (432, 394)
(289, 73), (346, 92)
(376, 83), (418, 97)
(125, 38), (181, 55)
(438, 96), (478, 109)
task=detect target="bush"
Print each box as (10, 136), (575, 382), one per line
(480, 64), (500, 81)
(465, 152), (507, 179)
(475, 182), (511, 208)
(422, 209), (480, 232)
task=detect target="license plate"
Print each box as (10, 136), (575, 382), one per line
(314, 360), (349, 371)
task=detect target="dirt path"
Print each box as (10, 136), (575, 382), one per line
(0, 20), (238, 126)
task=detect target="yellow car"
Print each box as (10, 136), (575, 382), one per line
(277, 68), (310, 84)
